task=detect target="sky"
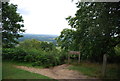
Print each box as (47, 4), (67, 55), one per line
(10, 0), (78, 35)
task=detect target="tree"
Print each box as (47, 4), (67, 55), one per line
(40, 41), (55, 51)
(57, 2), (120, 77)
(64, 2), (120, 62)
(19, 39), (41, 50)
(2, 2), (25, 48)
(56, 28), (76, 51)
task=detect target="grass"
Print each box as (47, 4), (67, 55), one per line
(68, 61), (120, 79)
(0, 56), (2, 80)
(3, 60), (43, 68)
(2, 61), (52, 79)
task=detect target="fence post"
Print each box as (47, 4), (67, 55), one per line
(102, 54), (107, 77)
(68, 54), (70, 64)
(78, 53), (80, 63)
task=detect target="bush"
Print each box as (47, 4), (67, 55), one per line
(24, 49), (43, 62)
(2, 47), (27, 61)
(29, 49), (68, 68)
(13, 48), (27, 61)
(32, 50), (60, 68)
(3, 40), (68, 68)
(2, 48), (15, 60)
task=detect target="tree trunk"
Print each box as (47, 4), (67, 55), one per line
(102, 54), (107, 77)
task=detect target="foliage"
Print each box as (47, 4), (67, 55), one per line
(19, 39), (55, 51)
(3, 39), (68, 68)
(28, 49), (67, 67)
(56, 28), (79, 51)
(19, 39), (41, 50)
(2, 47), (27, 61)
(108, 45), (120, 63)
(40, 41), (55, 51)
(2, 2), (25, 48)
(57, 2), (120, 62)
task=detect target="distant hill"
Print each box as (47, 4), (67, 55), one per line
(18, 34), (58, 45)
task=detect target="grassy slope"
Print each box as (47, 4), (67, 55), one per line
(4, 60), (44, 68)
(68, 62), (120, 79)
(2, 61), (51, 79)
(0, 62), (1, 80)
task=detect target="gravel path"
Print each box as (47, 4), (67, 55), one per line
(15, 64), (89, 79)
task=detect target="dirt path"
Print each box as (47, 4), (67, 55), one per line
(15, 64), (89, 79)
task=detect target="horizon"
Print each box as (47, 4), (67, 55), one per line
(21, 33), (59, 36)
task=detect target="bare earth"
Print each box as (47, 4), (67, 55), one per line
(15, 64), (90, 79)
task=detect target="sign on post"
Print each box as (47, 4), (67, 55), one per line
(68, 51), (80, 63)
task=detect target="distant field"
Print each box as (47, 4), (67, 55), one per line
(18, 34), (58, 45)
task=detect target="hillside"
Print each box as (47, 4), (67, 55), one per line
(18, 34), (58, 45)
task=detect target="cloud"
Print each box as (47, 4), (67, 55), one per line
(10, 0), (77, 35)
(17, 8), (30, 15)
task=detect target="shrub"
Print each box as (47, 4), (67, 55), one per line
(13, 47), (27, 61)
(2, 47), (27, 61)
(31, 50), (68, 68)
(3, 40), (68, 67)
(2, 48), (15, 60)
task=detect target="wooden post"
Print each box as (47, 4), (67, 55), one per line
(102, 54), (107, 77)
(68, 54), (70, 64)
(78, 54), (80, 63)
